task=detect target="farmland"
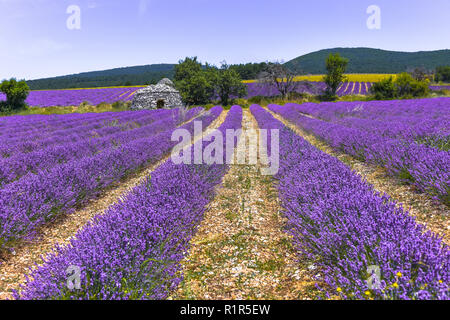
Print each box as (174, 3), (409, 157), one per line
(2, 80), (449, 110)
(246, 81), (374, 98)
(253, 104), (448, 300)
(243, 73), (397, 83)
(0, 86), (145, 108)
(0, 95), (448, 301)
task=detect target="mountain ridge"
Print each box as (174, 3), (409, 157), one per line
(284, 47), (450, 74)
(26, 48), (450, 90)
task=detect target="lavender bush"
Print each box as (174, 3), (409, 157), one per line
(0, 87), (142, 107)
(0, 107), (212, 250)
(270, 101), (450, 205)
(15, 106), (243, 300)
(0, 110), (177, 186)
(0, 110), (192, 157)
(251, 104), (449, 300)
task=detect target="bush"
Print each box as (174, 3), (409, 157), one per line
(370, 77), (397, 100)
(287, 91), (308, 100)
(234, 98), (249, 109)
(111, 100), (130, 110)
(396, 73), (430, 98)
(409, 79), (430, 97)
(248, 96), (265, 104)
(370, 73), (430, 100)
(435, 66), (450, 82)
(0, 78), (30, 112)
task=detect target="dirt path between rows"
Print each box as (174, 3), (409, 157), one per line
(268, 108), (449, 244)
(172, 109), (318, 300)
(0, 110), (228, 300)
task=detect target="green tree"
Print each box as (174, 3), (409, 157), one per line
(0, 78), (30, 111)
(180, 73), (214, 106)
(229, 62), (269, 80)
(370, 77), (396, 100)
(174, 57), (203, 82)
(395, 72), (414, 96)
(395, 72), (430, 97)
(370, 73), (430, 99)
(174, 57), (214, 105)
(213, 63), (247, 106)
(323, 53), (349, 98)
(435, 66), (450, 82)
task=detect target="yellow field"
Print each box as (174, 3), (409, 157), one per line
(243, 74), (397, 83)
(31, 75), (403, 92)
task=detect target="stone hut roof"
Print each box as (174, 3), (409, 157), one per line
(138, 78), (179, 94)
(158, 78), (176, 87)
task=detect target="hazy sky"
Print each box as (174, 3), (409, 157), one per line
(0, 0), (449, 80)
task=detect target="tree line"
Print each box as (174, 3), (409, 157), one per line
(2, 57), (449, 113)
(174, 58), (248, 106)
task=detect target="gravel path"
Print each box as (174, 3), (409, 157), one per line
(172, 109), (318, 300)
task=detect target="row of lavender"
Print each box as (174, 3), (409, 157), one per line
(270, 103), (449, 206)
(0, 87), (142, 108)
(0, 110), (175, 156)
(294, 98), (449, 119)
(246, 81), (373, 98)
(16, 106), (243, 300)
(251, 105), (448, 300)
(293, 98), (450, 144)
(0, 112), (129, 137)
(0, 107), (210, 250)
(0, 110), (180, 187)
(430, 85), (450, 91)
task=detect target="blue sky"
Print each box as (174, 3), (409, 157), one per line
(0, 0), (449, 80)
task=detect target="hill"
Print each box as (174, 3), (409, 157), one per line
(26, 62), (269, 90)
(26, 48), (450, 90)
(284, 48), (450, 74)
(27, 64), (176, 90)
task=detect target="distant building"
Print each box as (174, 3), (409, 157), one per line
(131, 78), (184, 110)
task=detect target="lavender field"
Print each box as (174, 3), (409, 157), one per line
(1, 82), (449, 109)
(0, 86), (143, 107)
(0, 97), (447, 301)
(246, 81), (374, 97)
(2, 0), (450, 310)
(270, 98), (450, 204)
(252, 104), (449, 300)
(248, 82), (449, 98)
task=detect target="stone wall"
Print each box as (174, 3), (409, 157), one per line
(130, 78), (184, 110)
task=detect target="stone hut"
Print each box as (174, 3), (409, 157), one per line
(131, 78), (184, 110)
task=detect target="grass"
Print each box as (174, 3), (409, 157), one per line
(430, 89), (450, 97)
(253, 259), (284, 272)
(0, 101), (131, 117)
